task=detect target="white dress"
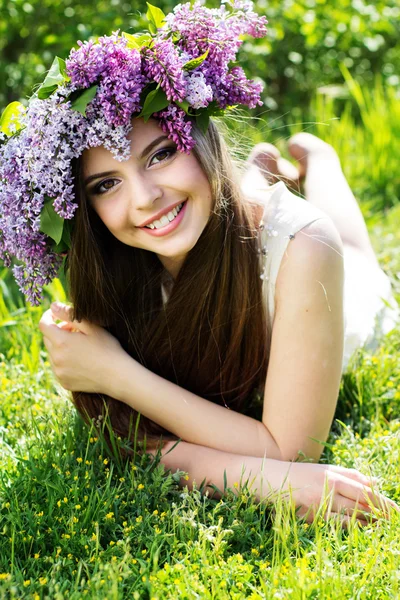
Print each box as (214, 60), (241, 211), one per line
(241, 167), (399, 371)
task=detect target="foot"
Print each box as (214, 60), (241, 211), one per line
(247, 142), (301, 190)
(287, 132), (341, 178)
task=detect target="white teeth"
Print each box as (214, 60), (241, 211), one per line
(145, 201), (185, 229)
(160, 215), (169, 226)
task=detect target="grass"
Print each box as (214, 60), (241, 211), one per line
(0, 73), (399, 598)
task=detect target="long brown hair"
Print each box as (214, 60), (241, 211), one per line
(67, 118), (271, 456)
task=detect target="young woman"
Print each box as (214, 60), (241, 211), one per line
(1, 1), (398, 527)
(39, 115), (399, 527)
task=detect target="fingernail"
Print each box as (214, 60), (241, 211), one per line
(51, 302), (61, 312)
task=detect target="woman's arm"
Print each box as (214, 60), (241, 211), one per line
(262, 217), (344, 462)
(107, 353), (282, 460)
(150, 440), (398, 525)
(105, 218), (344, 464)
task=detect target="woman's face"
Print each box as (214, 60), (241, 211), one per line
(82, 117), (213, 279)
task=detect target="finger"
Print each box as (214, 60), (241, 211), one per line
(43, 336), (53, 353)
(39, 309), (68, 343)
(57, 321), (80, 332)
(328, 512), (370, 530)
(332, 494), (379, 521)
(51, 302), (74, 321)
(336, 477), (400, 516)
(326, 465), (379, 486)
(39, 308), (57, 331)
(51, 303), (91, 335)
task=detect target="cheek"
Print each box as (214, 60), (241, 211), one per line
(95, 207), (125, 234)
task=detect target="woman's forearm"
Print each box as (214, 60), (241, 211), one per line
(154, 439), (288, 502)
(106, 352), (282, 460)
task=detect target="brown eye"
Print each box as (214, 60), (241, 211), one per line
(149, 146), (176, 166)
(94, 178), (119, 195)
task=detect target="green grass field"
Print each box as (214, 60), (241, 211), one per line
(0, 74), (399, 598)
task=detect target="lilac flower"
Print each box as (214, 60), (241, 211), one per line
(66, 39), (107, 88)
(184, 71), (213, 109)
(68, 32), (147, 128)
(216, 66), (263, 109)
(153, 105), (195, 154)
(142, 39), (187, 103)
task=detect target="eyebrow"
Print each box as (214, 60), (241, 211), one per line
(84, 134), (170, 187)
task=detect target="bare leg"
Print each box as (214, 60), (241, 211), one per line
(288, 133), (378, 266)
(248, 134), (379, 267)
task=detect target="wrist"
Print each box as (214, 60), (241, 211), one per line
(254, 458), (292, 503)
(101, 349), (135, 401)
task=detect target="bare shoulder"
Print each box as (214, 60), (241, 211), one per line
(275, 217), (344, 311)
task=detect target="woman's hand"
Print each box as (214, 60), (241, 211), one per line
(262, 460), (400, 528)
(39, 302), (126, 395)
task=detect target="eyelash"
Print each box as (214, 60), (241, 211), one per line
(92, 146), (177, 195)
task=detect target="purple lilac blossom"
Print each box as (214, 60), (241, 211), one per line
(183, 71), (213, 109)
(142, 39), (187, 103)
(153, 104), (195, 154)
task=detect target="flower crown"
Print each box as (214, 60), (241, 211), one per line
(0, 0), (268, 306)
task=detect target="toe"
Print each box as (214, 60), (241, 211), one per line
(248, 143), (282, 184)
(288, 133), (339, 177)
(248, 143), (301, 189)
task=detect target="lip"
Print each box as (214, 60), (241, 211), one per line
(139, 199), (188, 237)
(136, 200), (187, 228)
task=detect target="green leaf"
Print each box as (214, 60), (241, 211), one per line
(0, 102), (25, 136)
(138, 88), (169, 121)
(61, 218), (74, 248)
(39, 199), (64, 245)
(146, 3), (166, 31)
(183, 49), (210, 71)
(196, 111), (210, 134)
(205, 101), (227, 117)
(57, 255), (68, 278)
(51, 239), (69, 253)
(38, 85), (59, 100)
(122, 32), (141, 49)
(148, 22), (157, 36)
(176, 99), (190, 114)
(122, 31), (152, 49)
(70, 85), (98, 116)
(37, 57), (69, 99)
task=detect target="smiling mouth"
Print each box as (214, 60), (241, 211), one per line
(142, 201), (186, 230)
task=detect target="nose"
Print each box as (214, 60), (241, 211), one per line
(127, 171), (163, 215)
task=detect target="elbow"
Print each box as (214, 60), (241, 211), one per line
(280, 444), (323, 463)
